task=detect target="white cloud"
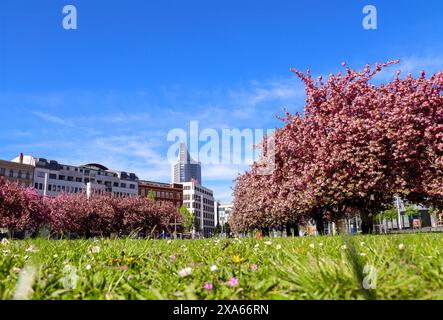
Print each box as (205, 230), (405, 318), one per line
(399, 55), (443, 74)
(228, 78), (305, 108)
(202, 164), (248, 181)
(32, 111), (74, 127)
(65, 134), (171, 181)
(374, 55), (443, 82)
(7, 76), (305, 200)
(211, 185), (234, 203)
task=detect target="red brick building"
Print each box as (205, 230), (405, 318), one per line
(138, 180), (183, 208)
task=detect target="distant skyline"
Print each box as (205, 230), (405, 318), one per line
(172, 142), (202, 185)
(1, 0), (443, 202)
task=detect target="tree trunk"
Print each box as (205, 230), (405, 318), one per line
(261, 227), (270, 237)
(286, 224), (292, 237)
(360, 211), (374, 234)
(314, 216), (325, 235)
(335, 219), (349, 235)
(293, 224), (299, 237)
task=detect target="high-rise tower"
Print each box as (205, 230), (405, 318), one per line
(172, 142), (202, 184)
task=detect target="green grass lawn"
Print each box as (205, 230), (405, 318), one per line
(1, 233), (442, 300)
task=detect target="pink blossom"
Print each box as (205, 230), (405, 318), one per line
(228, 277), (239, 287)
(230, 60), (443, 236)
(203, 283), (213, 291)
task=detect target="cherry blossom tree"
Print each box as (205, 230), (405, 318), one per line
(0, 177), (47, 236)
(231, 61), (443, 234)
(46, 193), (88, 236)
(1, 176), (182, 238)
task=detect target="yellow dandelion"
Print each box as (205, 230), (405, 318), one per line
(232, 255), (245, 264)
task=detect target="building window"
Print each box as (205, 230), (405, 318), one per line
(0, 168), (5, 176)
(49, 173), (57, 179)
(17, 170), (22, 178)
(8, 169), (13, 177)
(37, 171), (45, 178)
(120, 183), (126, 188)
(26, 171), (30, 180)
(129, 184), (135, 189)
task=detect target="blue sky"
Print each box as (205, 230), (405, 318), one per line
(1, 0), (443, 202)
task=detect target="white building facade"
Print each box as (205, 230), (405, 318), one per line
(182, 181), (215, 237)
(12, 155), (139, 197)
(215, 202), (233, 235)
(216, 203), (233, 227)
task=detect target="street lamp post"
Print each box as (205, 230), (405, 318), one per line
(86, 182), (92, 199)
(43, 172), (48, 197)
(396, 196), (403, 230)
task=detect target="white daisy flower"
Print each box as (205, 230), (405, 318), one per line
(398, 243), (405, 251)
(178, 267), (192, 277)
(25, 246), (37, 253)
(210, 265), (218, 272)
(90, 246), (100, 254)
